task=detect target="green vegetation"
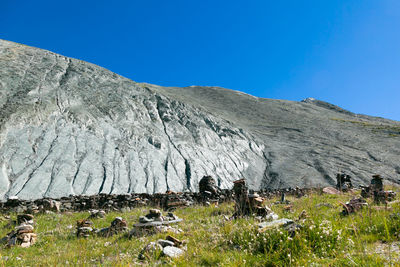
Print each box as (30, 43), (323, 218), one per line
(331, 118), (400, 136)
(1, 189), (400, 266)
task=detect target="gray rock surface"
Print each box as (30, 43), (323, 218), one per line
(0, 39), (399, 200)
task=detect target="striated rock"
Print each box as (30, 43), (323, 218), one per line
(0, 39), (400, 200)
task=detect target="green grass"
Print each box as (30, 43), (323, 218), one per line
(1, 188), (400, 266)
(331, 117), (400, 136)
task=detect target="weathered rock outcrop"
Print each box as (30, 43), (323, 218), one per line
(0, 39), (399, 200)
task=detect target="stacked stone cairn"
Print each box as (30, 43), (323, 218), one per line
(130, 209), (182, 237)
(76, 219), (94, 238)
(341, 198), (368, 215)
(233, 179), (276, 218)
(139, 235), (186, 260)
(1, 214), (37, 248)
(336, 173), (353, 192)
(97, 217), (128, 237)
(199, 175), (221, 204)
(361, 174), (396, 203)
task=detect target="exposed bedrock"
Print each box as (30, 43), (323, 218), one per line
(0, 39), (399, 200)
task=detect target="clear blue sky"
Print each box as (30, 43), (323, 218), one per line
(2, 0), (400, 121)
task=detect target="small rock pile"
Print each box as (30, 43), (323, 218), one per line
(199, 175), (221, 204)
(361, 174), (396, 203)
(0, 214), (37, 248)
(341, 198), (368, 215)
(130, 209), (182, 237)
(139, 235), (185, 260)
(336, 173), (353, 192)
(97, 217), (128, 237)
(88, 209), (106, 219)
(233, 179), (276, 218)
(76, 219), (94, 238)
(138, 209), (180, 224)
(1, 186), (316, 214)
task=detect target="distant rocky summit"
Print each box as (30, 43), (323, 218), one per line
(0, 39), (399, 200)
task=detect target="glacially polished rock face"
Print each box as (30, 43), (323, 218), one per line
(0, 39), (399, 200)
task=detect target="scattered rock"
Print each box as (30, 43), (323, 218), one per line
(157, 239), (175, 248)
(258, 217), (302, 236)
(97, 217), (128, 237)
(360, 174), (396, 203)
(162, 246), (184, 258)
(17, 214), (34, 225)
(166, 235), (183, 247)
(258, 218), (297, 233)
(340, 198), (368, 215)
(322, 187), (341, 195)
(130, 210), (182, 237)
(88, 209), (106, 219)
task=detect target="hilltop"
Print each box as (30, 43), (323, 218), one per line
(0, 39), (399, 200)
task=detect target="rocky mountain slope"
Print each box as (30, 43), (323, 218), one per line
(0, 39), (399, 200)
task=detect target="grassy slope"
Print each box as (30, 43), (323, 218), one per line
(1, 188), (400, 266)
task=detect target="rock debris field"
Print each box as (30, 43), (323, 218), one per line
(1, 174), (400, 265)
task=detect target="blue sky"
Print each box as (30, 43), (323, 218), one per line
(2, 0), (400, 121)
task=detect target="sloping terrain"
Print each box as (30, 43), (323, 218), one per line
(0, 39), (399, 200)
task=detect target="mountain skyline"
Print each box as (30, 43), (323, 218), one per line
(2, 0), (400, 121)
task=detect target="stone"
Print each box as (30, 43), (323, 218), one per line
(88, 209), (106, 219)
(17, 214), (34, 224)
(96, 217), (129, 237)
(233, 179), (274, 218)
(139, 216), (152, 224)
(166, 235), (183, 247)
(336, 173), (353, 191)
(360, 174), (396, 203)
(15, 224), (34, 233)
(371, 174), (384, 191)
(78, 227), (93, 232)
(323, 187), (341, 195)
(162, 246), (184, 258)
(157, 239), (175, 248)
(258, 218), (294, 232)
(341, 198), (368, 215)
(199, 176), (220, 196)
